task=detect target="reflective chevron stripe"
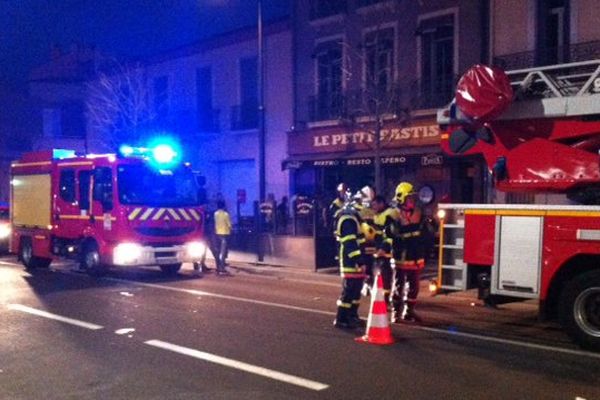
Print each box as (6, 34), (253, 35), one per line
(128, 208), (143, 221)
(189, 209), (201, 221)
(152, 208), (166, 220)
(179, 209), (192, 221)
(140, 208), (155, 221)
(167, 208), (181, 221)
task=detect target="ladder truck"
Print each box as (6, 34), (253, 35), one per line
(435, 60), (600, 350)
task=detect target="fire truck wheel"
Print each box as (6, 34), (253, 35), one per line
(160, 263), (182, 275)
(19, 237), (51, 270)
(81, 242), (108, 277)
(559, 270), (600, 351)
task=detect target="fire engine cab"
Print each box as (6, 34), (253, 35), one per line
(10, 145), (206, 276)
(436, 60), (600, 350)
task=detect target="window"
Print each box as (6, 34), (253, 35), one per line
(309, 0), (346, 20)
(364, 27), (395, 94)
(59, 170), (76, 203)
(78, 170), (91, 210)
(196, 67), (217, 131)
(418, 14), (455, 109)
(312, 40), (343, 121)
(536, 0), (569, 65)
(153, 75), (169, 118)
(93, 167), (112, 200)
(232, 57), (258, 130)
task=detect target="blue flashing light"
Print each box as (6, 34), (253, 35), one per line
(152, 144), (177, 164)
(119, 145), (135, 157)
(52, 149), (76, 159)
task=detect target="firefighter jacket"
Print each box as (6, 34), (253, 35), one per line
(358, 206), (377, 257)
(328, 198), (344, 230)
(335, 209), (366, 278)
(374, 207), (398, 259)
(386, 205), (426, 270)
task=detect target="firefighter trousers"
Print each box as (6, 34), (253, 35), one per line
(336, 277), (364, 322)
(374, 258), (393, 304)
(392, 268), (420, 312)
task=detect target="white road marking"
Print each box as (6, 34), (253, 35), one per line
(4, 260), (598, 360)
(106, 278), (600, 360)
(145, 339), (329, 391)
(7, 304), (103, 330)
(115, 328), (136, 335)
(104, 277), (333, 316)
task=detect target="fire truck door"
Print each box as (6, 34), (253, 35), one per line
(91, 167), (114, 232)
(492, 216), (542, 298)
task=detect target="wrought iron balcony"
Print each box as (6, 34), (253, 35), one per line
(493, 40), (600, 70)
(230, 103), (258, 131)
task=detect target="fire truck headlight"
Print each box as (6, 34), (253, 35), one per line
(186, 241), (206, 259)
(0, 223), (11, 239)
(113, 242), (143, 265)
(437, 209), (446, 220)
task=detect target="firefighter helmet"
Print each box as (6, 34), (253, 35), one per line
(353, 185), (375, 207)
(394, 182), (415, 204)
(361, 222), (376, 242)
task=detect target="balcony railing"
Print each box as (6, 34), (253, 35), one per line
(308, 80), (454, 122)
(493, 40), (600, 70)
(230, 103), (258, 131)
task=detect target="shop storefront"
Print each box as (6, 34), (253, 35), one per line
(285, 119), (486, 205)
(284, 119), (487, 268)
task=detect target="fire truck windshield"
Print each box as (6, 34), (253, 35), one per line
(117, 165), (198, 207)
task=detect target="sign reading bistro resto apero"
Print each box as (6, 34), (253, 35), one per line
(289, 123), (441, 155)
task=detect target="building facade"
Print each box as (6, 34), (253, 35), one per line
(84, 20), (293, 223)
(288, 0), (491, 209)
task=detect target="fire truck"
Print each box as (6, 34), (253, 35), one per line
(10, 145), (206, 276)
(435, 60), (600, 350)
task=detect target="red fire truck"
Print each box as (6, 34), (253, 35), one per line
(435, 60), (600, 350)
(10, 145), (206, 276)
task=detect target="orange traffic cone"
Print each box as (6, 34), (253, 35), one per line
(355, 272), (395, 345)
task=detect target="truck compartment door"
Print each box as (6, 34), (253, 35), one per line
(492, 215), (542, 298)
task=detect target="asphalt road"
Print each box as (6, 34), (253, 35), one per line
(1, 256), (599, 400)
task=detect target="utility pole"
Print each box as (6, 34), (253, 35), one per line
(257, 0), (266, 262)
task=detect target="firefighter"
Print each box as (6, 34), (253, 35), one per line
(372, 195), (397, 305)
(354, 186), (377, 296)
(388, 181), (426, 323)
(328, 182), (347, 230)
(333, 191), (367, 329)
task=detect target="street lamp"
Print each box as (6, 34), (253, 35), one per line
(257, 0), (266, 262)
(257, 0), (265, 203)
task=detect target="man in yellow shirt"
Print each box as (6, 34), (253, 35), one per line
(214, 200), (232, 275)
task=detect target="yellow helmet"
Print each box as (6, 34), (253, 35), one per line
(394, 182), (415, 204)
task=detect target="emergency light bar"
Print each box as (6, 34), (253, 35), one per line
(118, 140), (182, 169)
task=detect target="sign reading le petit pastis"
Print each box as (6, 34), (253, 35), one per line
(289, 124), (441, 155)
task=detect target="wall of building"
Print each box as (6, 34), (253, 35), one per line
(139, 24), (292, 221)
(491, 0), (534, 56)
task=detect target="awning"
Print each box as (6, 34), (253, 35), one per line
(282, 146), (442, 170)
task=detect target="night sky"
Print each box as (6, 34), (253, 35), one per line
(0, 0), (290, 85)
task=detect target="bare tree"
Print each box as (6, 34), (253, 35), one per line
(85, 58), (156, 150)
(338, 27), (411, 194)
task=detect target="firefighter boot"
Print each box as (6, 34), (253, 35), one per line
(390, 303), (402, 324)
(349, 305), (366, 328)
(333, 307), (356, 329)
(401, 301), (422, 323)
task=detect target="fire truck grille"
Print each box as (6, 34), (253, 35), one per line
(135, 227), (195, 237)
(155, 251), (177, 258)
